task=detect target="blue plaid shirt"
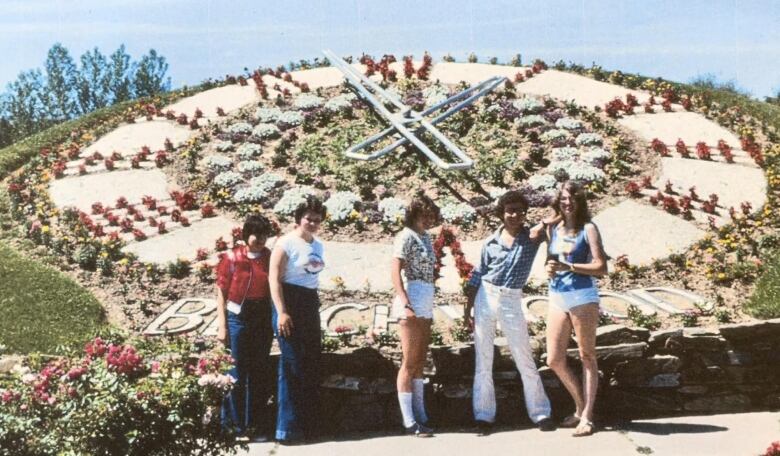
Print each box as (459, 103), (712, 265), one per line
(467, 226), (542, 290)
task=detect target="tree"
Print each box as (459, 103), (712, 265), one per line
(43, 43), (78, 121)
(133, 49), (170, 98)
(0, 117), (13, 148)
(76, 47), (110, 115)
(2, 69), (48, 139)
(107, 45), (133, 104)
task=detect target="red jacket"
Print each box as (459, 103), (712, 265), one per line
(216, 245), (271, 304)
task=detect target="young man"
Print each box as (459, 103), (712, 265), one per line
(464, 190), (555, 434)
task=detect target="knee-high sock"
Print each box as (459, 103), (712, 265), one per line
(412, 379), (429, 424)
(397, 392), (416, 427)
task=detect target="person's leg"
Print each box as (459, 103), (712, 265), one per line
(222, 311), (248, 434)
(412, 319), (432, 424)
(299, 294), (322, 439)
(273, 287), (303, 442)
(397, 317), (424, 427)
(569, 303), (600, 435)
(497, 292), (551, 423)
(472, 286), (498, 423)
(248, 302), (274, 436)
(546, 303), (585, 420)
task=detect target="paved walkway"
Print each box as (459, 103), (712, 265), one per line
(238, 411), (779, 456)
(45, 62), (768, 290)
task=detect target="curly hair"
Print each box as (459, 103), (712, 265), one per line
(403, 191), (440, 228)
(242, 213), (275, 243)
(293, 195), (327, 224)
(494, 190), (529, 219)
(552, 180), (591, 230)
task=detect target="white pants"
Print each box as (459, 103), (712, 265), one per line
(472, 282), (551, 423)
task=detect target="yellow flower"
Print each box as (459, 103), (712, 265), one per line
(717, 273), (726, 280)
(41, 225), (50, 233)
(119, 258), (129, 266)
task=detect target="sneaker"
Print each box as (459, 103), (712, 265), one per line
(250, 434), (269, 443)
(405, 422), (434, 437)
(536, 418), (556, 432)
(475, 420), (494, 436)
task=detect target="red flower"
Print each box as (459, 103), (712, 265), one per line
(650, 138), (669, 156)
(115, 196), (128, 209)
(695, 142), (711, 160)
(661, 99), (672, 112)
(158, 222), (167, 234)
(104, 158), (115, 170)
(133, 229), (147, 241)
(171, 190), (197, 211)
(216, 107), (226, 116)
(625, 181), (642, 197)
(681, 96), (693, 111)
(196, 248), (209, 262)
(176, 113), (188, 125)
(201, 203), (216, 218)
(91, 202), (105, 215)
(514, 72), (525, 83)
(689, 186), (699, 201)
(662, 196), (679, 214)
(231, 226), (243, 243)
(215, 237), (228, 252)
(194, 108), (203, 119)
(180, 216), (190, 227)
(155, 151), (169, 168)
(641, 175), (654, 189)
(675, 139), (690, 158)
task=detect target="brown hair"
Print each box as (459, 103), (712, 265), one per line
(552, 180), (591, 230)
(494, 190), (529, 219)
(403, 191), (440, 228)
(293, 195), (327, 224)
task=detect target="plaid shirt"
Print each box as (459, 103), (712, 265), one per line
(468, 226), (542, 290)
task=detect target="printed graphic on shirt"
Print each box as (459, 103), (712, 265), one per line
(304, 252), (325, 274)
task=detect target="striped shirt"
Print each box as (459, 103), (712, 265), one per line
(468, 226), (541, 290)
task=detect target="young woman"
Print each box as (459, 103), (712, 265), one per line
(544, 180), (608, 437)
(268, 196), (327, 444)
(390, 192), (440, 437)
(465, 190), (554, 434)
(216, 213), (276, 441)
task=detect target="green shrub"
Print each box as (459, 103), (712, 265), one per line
(745, 251), (780, 319)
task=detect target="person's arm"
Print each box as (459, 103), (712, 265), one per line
(214, 256), (232, 346)
(529, 212), (563, 243)
(464, 242), (489, 327)
(269, 243), (294, 337)
(547, 223), (608, 277)
(391, 257), (415, 319)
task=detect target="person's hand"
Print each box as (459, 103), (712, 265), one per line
(463, 307), (473, 330)
(404, 305), (417, 319)
(217, 322), (229, 347)
(546, 260), (569, 278)
(277, 312), (294, 338)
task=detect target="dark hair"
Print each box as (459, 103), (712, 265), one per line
(293, 195), (327, 224)
(403, 191), (440, 228)
(242, 213), (274, 243)
(494, 190), (529, 218)
(552, 180), (591, 230)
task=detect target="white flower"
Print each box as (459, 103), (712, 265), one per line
(237, 160), (263, 175)
(273, 186), (317, 217)
(252, 123), (281, 140)
(250, 173), (286, 191)
(575, 132), (603, 146)
(21, 373), (36, 384)
(548, 160), (606, 182)
(236, 143), (263, 160)
(234, 185), (270, 204)
(213, 171), (244, 188)
(204, 155), (233, 172)
(378, 197), (407, 224)
(423, 84), (450, 107)
(324, 93), (356, 113)
(293, 93), (324, 110)
(214, 140), (234, 152)
(581, 147), (611, 167)
(11, 364), (30, 377)
(555, 118), (583, 130)
(227, 122), (253, 135)
(255, 106), (282, 123)
(440, 202), (477, 227)
(540, 129), (571, 143)
(512, 97), (544, 114)
(528, 174), (559, 190)
(551, 147), (579, 162)
(325, 191), (361, 222)
(276, 110), (304, 127)
(488, 187), (509, 199)
(515, 115), (547, 129)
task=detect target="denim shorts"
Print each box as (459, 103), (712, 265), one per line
(391, 280), (435, 319)
(549, 287), (600, 312)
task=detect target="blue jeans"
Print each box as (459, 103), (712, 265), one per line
(272, 283), (321, 441)
(221, 298), (274, 436)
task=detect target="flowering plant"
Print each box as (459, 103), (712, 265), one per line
(377, 197), (406, 227)
(440, 202), (477, 228)
(251, 123), (281, 140)
(236, 143), (263, 160)
(324, 191), (362, 225)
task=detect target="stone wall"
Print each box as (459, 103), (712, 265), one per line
(311, 319), (780, 434)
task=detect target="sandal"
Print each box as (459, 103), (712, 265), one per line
(573, 419), (595, 437)
(560, 414), (581, 428)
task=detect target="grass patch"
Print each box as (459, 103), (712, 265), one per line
(745, 251), (780, 319)
(0, 242), (106, 354)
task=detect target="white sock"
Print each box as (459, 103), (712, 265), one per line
(412, 379), (429, 424)
(398, 392), (416, 427)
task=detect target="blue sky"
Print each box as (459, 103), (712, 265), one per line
(2, 0), (779, 98)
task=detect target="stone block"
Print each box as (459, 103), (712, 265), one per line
(683, 394), (751, 413)
(724, 366), (780, 384)
(673, 328), (727, 352)
(644, 373), (681, 388)
(611, 356), (682, 386)
(648, 329), (682, 351)
(321, 346), (397, 378)
(678, 385), (709, 394)
(0, 355), (23, 374)
(431, 344), (476, 378)
(567, 342), (647, 364)
(596, 324), (651, 346)
(719, 319), (780, 342)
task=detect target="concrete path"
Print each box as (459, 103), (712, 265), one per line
(81, 120), (191, 158)
(49, 169), (171, 213)
(238, 411), (779, 456)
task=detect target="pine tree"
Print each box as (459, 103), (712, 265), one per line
(2, 69), (48, 139)
(107, 45), (133, 104)
(43, 43), (78, 121)
(76, 47), (110, 115)
(133, 49), (170, 98)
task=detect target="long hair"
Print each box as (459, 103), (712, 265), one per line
(552, 180), (591, 230)
(403, 191), (440, 228)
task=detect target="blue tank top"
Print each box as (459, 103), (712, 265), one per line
(548, 223), (596, 293)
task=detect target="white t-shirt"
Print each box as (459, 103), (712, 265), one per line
(278, 234), (325, 289)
